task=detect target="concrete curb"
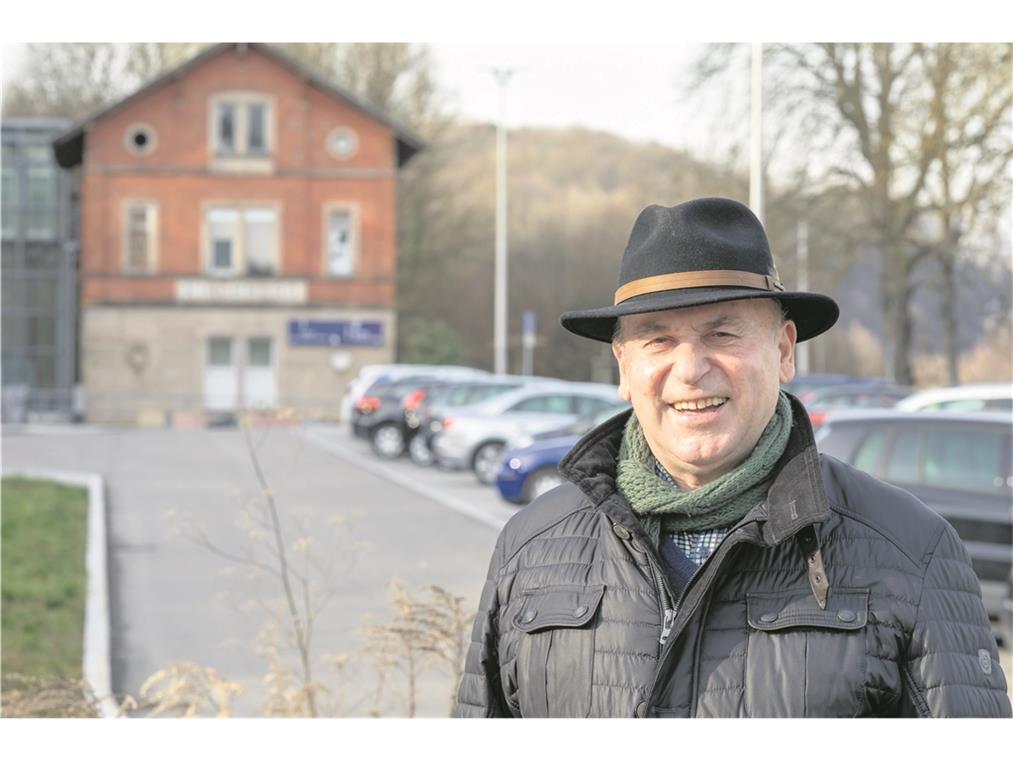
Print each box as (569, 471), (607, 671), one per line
(6, 468), (119, 718)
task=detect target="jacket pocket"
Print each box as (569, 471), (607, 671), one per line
(513, 584), (605, 718)
(744, 588), (870, 717)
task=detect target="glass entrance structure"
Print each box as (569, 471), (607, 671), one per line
(1, 117), (79, 422)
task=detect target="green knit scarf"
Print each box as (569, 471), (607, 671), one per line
(617, 392), (792, 547)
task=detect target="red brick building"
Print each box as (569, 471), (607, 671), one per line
(54, 43), (422, 424)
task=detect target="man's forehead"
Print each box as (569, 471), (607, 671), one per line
(622, 299), (777, 332)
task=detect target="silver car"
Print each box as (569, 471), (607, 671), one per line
(432, 381), (621, 484)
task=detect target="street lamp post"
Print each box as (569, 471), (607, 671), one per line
(491, 67), (514, 376)
(796, 219), (810, 374)
(749, 43), (764, 224)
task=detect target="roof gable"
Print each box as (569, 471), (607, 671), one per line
(52, 42), (424, 168)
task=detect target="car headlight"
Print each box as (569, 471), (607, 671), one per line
(508, 457), (523, 470)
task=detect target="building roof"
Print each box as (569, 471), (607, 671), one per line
(51, 42), (426, 169)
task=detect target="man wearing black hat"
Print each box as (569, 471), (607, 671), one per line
(454, 197), (1010, 718)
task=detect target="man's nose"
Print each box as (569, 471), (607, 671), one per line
(667, 340), (711, 387)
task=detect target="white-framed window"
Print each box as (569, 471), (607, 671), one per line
(323, 203), (358, 277)
(122, 201), (158, 273)
(204, 205), (279, 277)
(209, 93), (275, 157)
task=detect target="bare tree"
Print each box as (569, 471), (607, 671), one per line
(122, 43), (210, 86)
(687, 43), (1012, 385)
(915, 43), (1012, 384)
(2, 43), (124, 118)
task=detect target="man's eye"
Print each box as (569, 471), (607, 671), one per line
(710, 332), (736, 339)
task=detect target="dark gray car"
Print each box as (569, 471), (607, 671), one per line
(815, 409), (1012, 640)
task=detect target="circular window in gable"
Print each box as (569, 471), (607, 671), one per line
(124, 123), (157, 156)
(327, 127), (358, 159)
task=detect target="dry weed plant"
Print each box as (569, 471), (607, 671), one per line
(136, 661), (243, 717)
(0, 675), (100, 718)
(254, 620), (360, 717)
(360, 580), (475, 717)
(168, 412), (362, 717)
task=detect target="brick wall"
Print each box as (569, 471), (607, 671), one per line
(79, 45), (399, 308)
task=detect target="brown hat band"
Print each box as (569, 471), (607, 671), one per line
(614, 269), (785, 305)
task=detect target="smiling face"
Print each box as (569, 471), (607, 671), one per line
(612, 298), (797, 490)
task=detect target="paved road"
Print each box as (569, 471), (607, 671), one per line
(2, 422), (513, 717)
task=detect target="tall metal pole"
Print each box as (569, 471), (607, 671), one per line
(492, 68), (514, 375)
(796, 219), (810, 375)
(749, 43), (764, 224)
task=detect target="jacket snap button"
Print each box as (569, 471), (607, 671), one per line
(521, 609), (537, 623)
(613, 524), (631, 540)
(635, 701), (648, 718)
(837, 609), (857, 623)
(759, 612), (778, 623)
(574, 605), (588, 617)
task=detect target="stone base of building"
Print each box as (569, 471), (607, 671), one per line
(82, 304), (395, 426)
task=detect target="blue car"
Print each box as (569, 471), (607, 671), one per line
(496, 435), (580, 504)
(496, 404), (630, 504)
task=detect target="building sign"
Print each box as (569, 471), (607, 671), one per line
(288, 320), (385, 347)
(176, 278), (307, 304)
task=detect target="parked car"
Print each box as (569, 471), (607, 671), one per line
(407, 376), (539, 466)
(803, 382), (913, 428)
(815, 409), (1013, 639)
(351, 375), (456, 458)
(340, 363), (488, 422)
(496, 403), (631, 504)
(895, 382), (1012, 413)
(432, 382), (621, 484)
(782, 373), (872, 402)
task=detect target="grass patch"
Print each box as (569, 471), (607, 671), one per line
(2, 476), (89, 685)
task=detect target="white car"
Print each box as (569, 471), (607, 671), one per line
(895, 382), (1012, 413)
(432, 382), (622, 484)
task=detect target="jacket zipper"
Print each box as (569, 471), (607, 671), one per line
(647, 556), (677, 646)
(645, 530), (753, 708)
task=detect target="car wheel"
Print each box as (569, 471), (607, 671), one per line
(523, 467), (564, 502)
(473, 441), (505, 485)
(408, 434), (434, 466)
(371, 423), (405, 459)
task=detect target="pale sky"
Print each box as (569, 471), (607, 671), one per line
(2, 0), (996, 157)
(431, 43), (707, 150)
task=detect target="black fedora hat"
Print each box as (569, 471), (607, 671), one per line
(560, 197), (839, 343)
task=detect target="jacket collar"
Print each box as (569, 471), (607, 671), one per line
(559, 392), (830, 546)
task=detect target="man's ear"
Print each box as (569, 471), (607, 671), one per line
(612, 341), (632, 402)
(779, 319), (798, 385)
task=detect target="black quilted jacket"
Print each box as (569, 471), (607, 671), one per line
(455, 397), (1011, 717)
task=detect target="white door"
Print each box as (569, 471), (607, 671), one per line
(243, 337), (277, 408)
(204, 336), (237, 410)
